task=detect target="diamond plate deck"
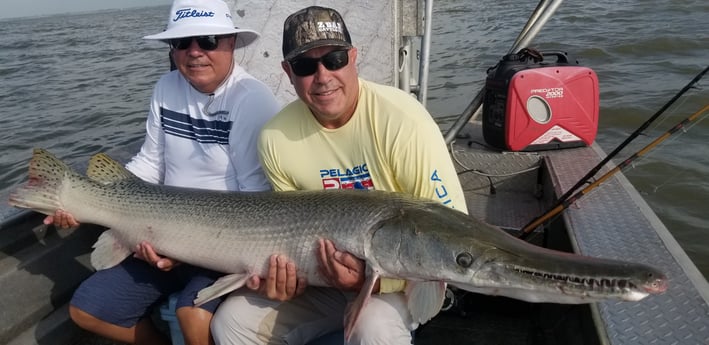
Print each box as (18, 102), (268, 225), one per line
(547, 146), (709, 345)
(450, 147), (543, 230)
(456, 123), (709, 345)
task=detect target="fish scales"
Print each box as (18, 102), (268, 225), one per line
(63, 177), (399, 282)
(8, 149), (669, 337)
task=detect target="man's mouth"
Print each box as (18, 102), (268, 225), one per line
(314, 89), (337, 97)
(187, 62), (209, 68)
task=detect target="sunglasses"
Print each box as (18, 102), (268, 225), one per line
(289, 50), (350, 77)
(169, 35), (233, 51)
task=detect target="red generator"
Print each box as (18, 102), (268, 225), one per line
(482, 50), (599, 151)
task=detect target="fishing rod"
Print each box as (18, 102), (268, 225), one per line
(443, 0), (565, 145)
(519, 102), (709, 240)
(518, 65), (709, 239)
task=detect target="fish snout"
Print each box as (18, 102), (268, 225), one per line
(645, 275), (669, 294)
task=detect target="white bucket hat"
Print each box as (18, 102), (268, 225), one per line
(144, 0), (259, 49)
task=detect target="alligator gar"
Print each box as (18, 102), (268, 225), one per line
(8, 149), (667, 338)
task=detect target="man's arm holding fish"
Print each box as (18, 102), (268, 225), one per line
(44, 210), (79, 229)
(255, 183), (410, 296)
(318, 238), (383, 292)
(244, 254), (307, 301)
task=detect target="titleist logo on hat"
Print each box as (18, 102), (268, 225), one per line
(282, 6), (353, 61)
(173, 8), (216, 22)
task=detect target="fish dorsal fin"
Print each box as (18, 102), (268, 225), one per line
(86, 152), (135, 184)
(405, 281), (447, 324)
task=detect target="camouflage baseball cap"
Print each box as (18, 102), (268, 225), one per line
(282, 6), (352, 61)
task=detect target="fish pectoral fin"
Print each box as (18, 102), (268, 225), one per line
(405, 281), (446, 324)
(91, 230), (132, 270)
(344, 271), (379, 341)
(194, 273), (250, 307)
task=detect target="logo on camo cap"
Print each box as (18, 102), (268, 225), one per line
(282, 6), (352, 61)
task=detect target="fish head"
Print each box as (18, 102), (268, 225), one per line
(369, 202), (668, 304)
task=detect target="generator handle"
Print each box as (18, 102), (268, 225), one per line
(539, 51), (575, 65)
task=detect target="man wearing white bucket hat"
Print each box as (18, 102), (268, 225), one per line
(45, 0), (281, 344)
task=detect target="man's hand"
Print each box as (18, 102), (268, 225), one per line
(318, 239), (378, 292)
(43, 210), (80, 229)
(246, 254), (306, 301)
(133, 241), (180, 271)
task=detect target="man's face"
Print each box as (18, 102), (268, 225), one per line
(282, 46), (359, 129)
(170, 35), (235, 93)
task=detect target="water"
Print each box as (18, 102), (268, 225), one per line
(426, 0), (709, 279)
(0, 7), (169, 191)
(0, 2), (708, 279)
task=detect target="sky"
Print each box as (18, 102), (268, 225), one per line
(0, 0), (173, 19)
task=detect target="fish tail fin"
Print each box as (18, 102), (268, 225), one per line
(86, 152), (134, 184)
(8, 148), (76, 215)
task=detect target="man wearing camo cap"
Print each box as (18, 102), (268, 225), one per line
(212, 6), (467, 345)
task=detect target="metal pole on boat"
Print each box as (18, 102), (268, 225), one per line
(442, 0), (564, 145)
(512, 0), (550, 51)
(418, 0), (434, 106)
(519, 102), (709, 240)
(510, 0), (564, 56)
(400, 36), (413, 95)
(518, 65), (709, 239)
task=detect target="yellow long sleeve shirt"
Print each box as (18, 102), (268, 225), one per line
(258, 79), (468, 292)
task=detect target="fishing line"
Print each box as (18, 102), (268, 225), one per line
(450, 141), (542, 195)
(457, 166), (540, 178)
(450, 141), (542, 179)
(519, 102), (709, 240)
(626, 111), (709, 194)
(516, 66), (709, 239)
(456, 165), (542, 196)
(648, 93), (691, 132)
(526, 111), (706, 231)
(554, 66), (707, 203)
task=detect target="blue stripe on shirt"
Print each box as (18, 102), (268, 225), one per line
(160, 107), (232, 144)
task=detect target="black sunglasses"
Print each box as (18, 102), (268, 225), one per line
(169, 34), (234, 51)
(289, 50), (350, 77)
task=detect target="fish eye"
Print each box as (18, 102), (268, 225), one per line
(456, 252), (474, 268)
